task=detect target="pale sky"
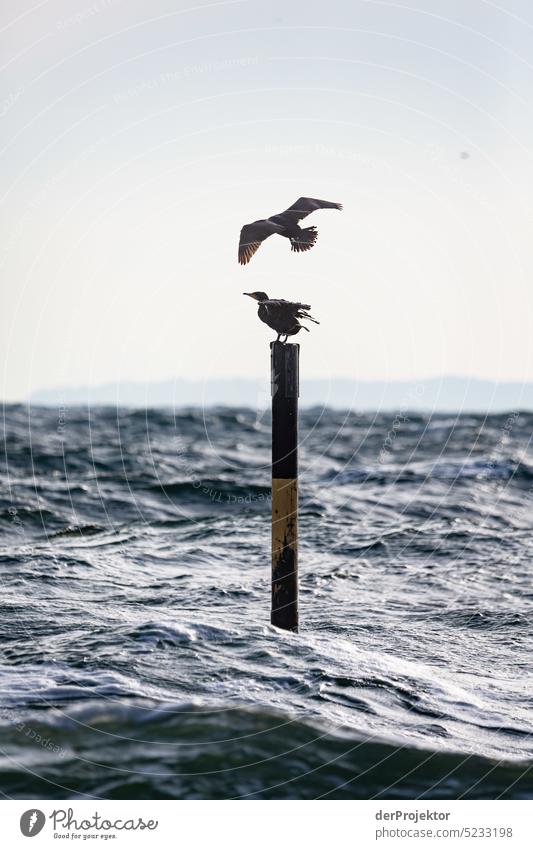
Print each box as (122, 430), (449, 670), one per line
(2, 0), (533, 400)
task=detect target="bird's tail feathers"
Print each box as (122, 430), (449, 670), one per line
(290, 226), (318, 253)
(298, 309), (320, 325)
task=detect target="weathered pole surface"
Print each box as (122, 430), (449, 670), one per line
(270, 341), (299, 632)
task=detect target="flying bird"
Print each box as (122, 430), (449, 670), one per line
(243, 292), (319, 342)
(238, 196), (342, 265)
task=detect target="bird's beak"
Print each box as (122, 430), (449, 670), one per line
(243, 292), (254, 298)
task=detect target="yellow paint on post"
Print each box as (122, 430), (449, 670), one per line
(271, 477), (298, 630)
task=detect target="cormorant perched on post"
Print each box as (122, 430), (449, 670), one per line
(243, 292), (319, 342)
(238, 197), (342, 265)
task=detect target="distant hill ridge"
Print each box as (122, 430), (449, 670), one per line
(29, 376), (533, 412)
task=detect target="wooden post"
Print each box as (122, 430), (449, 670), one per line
(270, 341), (299, 632)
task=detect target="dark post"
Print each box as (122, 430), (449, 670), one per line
(270, 341), (299, 632)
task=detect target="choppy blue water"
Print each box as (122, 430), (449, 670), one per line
(1, 404), (532, 799)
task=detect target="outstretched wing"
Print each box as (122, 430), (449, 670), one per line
(238, 220), (280, 265)
(279, 196), (343, 224)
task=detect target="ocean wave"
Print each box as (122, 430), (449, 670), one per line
(0, 703), (531, 800)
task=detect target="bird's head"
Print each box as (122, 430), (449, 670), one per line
(243, 291), (269, 302)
